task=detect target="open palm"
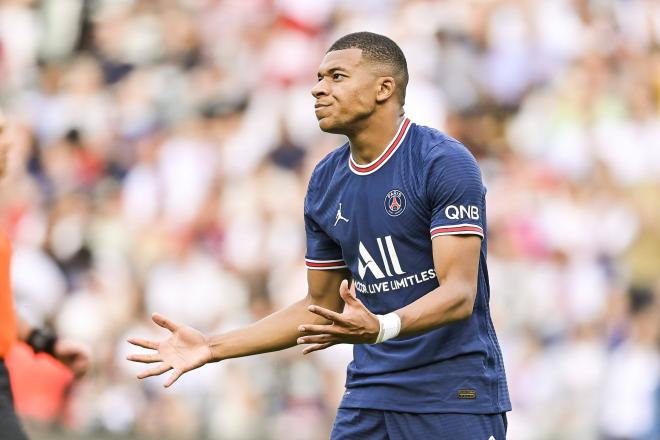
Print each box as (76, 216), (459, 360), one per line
(127, 313), (213, 387)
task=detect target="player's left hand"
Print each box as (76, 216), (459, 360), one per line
(297, 279), (380, 354)
(53, 339), (91, 378)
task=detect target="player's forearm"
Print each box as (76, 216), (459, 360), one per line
(207, 296), (332, 362)
(396, 280), (475, 337)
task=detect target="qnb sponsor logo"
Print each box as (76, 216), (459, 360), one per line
(358, 235), (405, 280)
(445, 205), (480, 220)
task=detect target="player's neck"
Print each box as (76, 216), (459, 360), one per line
(347, 113), (405, 165)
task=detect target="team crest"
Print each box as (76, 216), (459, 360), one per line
(384, 189), (406, 217)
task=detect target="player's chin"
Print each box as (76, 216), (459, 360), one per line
(317, 116), (343, 134)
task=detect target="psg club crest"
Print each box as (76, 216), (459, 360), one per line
(384, 189), (406, 217)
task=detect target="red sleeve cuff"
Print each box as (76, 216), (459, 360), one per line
(305, 259), (348, 270)
(430, 224), (484, 239)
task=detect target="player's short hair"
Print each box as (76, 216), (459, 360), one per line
(328, 32), (409, 105)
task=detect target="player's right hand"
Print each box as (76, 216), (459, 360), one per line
(126, 313), (213, 387)
(297, 279), (380, 354)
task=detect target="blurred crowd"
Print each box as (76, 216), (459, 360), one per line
(0, 0), (659, 439)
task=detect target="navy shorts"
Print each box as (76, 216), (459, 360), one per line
(331, 408), (508, 440)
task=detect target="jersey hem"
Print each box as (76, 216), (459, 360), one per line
(338, 396), (512, 414)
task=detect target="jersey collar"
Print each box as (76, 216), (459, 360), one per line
(348, 117), (412, 176)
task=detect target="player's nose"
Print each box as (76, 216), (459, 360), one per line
(311, 80), (329, 98)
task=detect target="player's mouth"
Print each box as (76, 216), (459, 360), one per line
(314, 103), (332, 116)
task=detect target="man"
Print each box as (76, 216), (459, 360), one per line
(128, 32), (511, 439)
(0, 113), (91, 440)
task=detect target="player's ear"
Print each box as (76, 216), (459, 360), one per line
(375, 76), (395, 103)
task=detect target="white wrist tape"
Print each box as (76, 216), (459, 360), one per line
(375, 312), (401, 343)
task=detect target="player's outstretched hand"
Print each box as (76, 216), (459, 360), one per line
(126, 313), (213, 387)
(297, 279), (380, 355)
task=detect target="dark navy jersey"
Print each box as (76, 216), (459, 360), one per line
(304, 118), (511, 414)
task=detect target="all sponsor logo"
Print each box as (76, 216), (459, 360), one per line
(355, 235), (436, 294)
(358, 235), (405, 280)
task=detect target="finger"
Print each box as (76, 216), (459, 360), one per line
(55, 346), (79, 357)
(339, 279), (357, 305)
(307, 305), (343, 322)
(68, 356), (89, 378)
(57, 345), (90, 359)
(127, 338), (158, 350)
(164, 369), (184, 388)
(152, 313), (180, 332)
(127, 353), (162, 364)
(298, 324), (341, 335)
(297, 334), (335, 345)
(302, 342), (335, 355)
(73, 357), (90, 377)
(137, 363), (172, 379)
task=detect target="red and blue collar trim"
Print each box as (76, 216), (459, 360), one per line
(348, 117), (411, 176)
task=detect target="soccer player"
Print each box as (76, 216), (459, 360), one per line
(0, 113), (91, 440)
(128, 32), (511, 439)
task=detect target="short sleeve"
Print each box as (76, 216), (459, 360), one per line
(303, 172), (347, 270)
(425, 141), (486, 240)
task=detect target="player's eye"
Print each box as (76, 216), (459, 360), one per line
(332, 73), (344, 81)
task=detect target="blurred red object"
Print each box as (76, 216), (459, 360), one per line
(5, 341), (74, 422)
